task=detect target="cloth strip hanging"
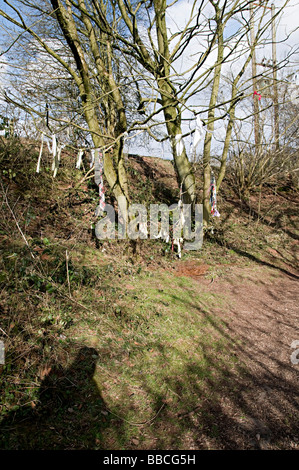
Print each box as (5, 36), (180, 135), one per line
(46, 134), (57, 172)
(36, 133), (44, 173)
(175, 134), (184, 156)
(190, 116), (205, 156)
(172, 238), (183, 258)
(210, 172), (220, 217)
(53, 144), (64, 178)
(38, 133), (64, 177)
(46, 134), (60, 177)
(253, 90), (262, 101)
(94, 149), (105, 215)
(76, 149), (83, 169)
(193, 116), (204, 148)
(90, 149), (95, 168)
(48, 135), (57, 165)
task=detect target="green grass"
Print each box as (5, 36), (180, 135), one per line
(0, 138), (297, 449)
(55, 262), (239, 449)
(0, 238), (241, 449)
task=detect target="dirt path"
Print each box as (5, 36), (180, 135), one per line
(193, 264), (299, 449)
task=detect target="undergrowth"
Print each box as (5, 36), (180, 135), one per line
(0, 137), (298, 449)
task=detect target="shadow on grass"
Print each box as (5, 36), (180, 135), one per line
(206, 226), (299, 280)
(148, 361), (299, 450)
(225, 195), (299, 242)
(1, 281), (298, 450)
(1, 316), (298, 450)
(130, 298), (299, 450)
(0, 346), (123, 450)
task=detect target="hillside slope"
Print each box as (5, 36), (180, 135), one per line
(0, 138), (298, 450)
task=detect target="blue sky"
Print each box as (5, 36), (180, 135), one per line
(0, 1), (298, 157)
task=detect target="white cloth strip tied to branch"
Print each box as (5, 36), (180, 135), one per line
(90, 149), (95, 168)
(175, 134), (184, 157)
(47, 134), (57, 172)
(178, 198), (185, 227)
(193, 116), (204, 148)
(94, 149), (105, 216)
(190, 116), (205, 156)
(172, 238), (183, 259)
(155, 228), (169, 243)
(36, 132), (44, 173)
(53, 143), (64, 178)
(173, 193), (185, 258)
(76, 149), (84, 169)
(46, 134), (62, 177)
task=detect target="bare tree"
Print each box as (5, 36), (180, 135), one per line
(90, 0), (294, 218)
(0, 0), (297, 230)
(0, 0), (147, 218)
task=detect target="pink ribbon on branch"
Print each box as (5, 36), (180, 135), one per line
(253, 90), (262, 101)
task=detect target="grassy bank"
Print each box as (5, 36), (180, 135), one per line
(0, 138), (298, 449)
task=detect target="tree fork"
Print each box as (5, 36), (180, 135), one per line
(51, 0), (130, 213)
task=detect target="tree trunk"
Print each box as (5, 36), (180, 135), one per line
(202, 18), (223, 226)
(163, 102), (196, 204)
(154, 0), (196, 204)
(52, 0), (130, 217)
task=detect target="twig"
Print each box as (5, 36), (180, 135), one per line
(66, 250), (71, 298)
(30, 271), (117, 332)
(105, 402), (166, 427)
(74, 167), (94, 189)
(0, 327), (9, 337)
(0, 180), (35, 259)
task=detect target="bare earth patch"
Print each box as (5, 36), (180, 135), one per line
(174, 264), (299, 449)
